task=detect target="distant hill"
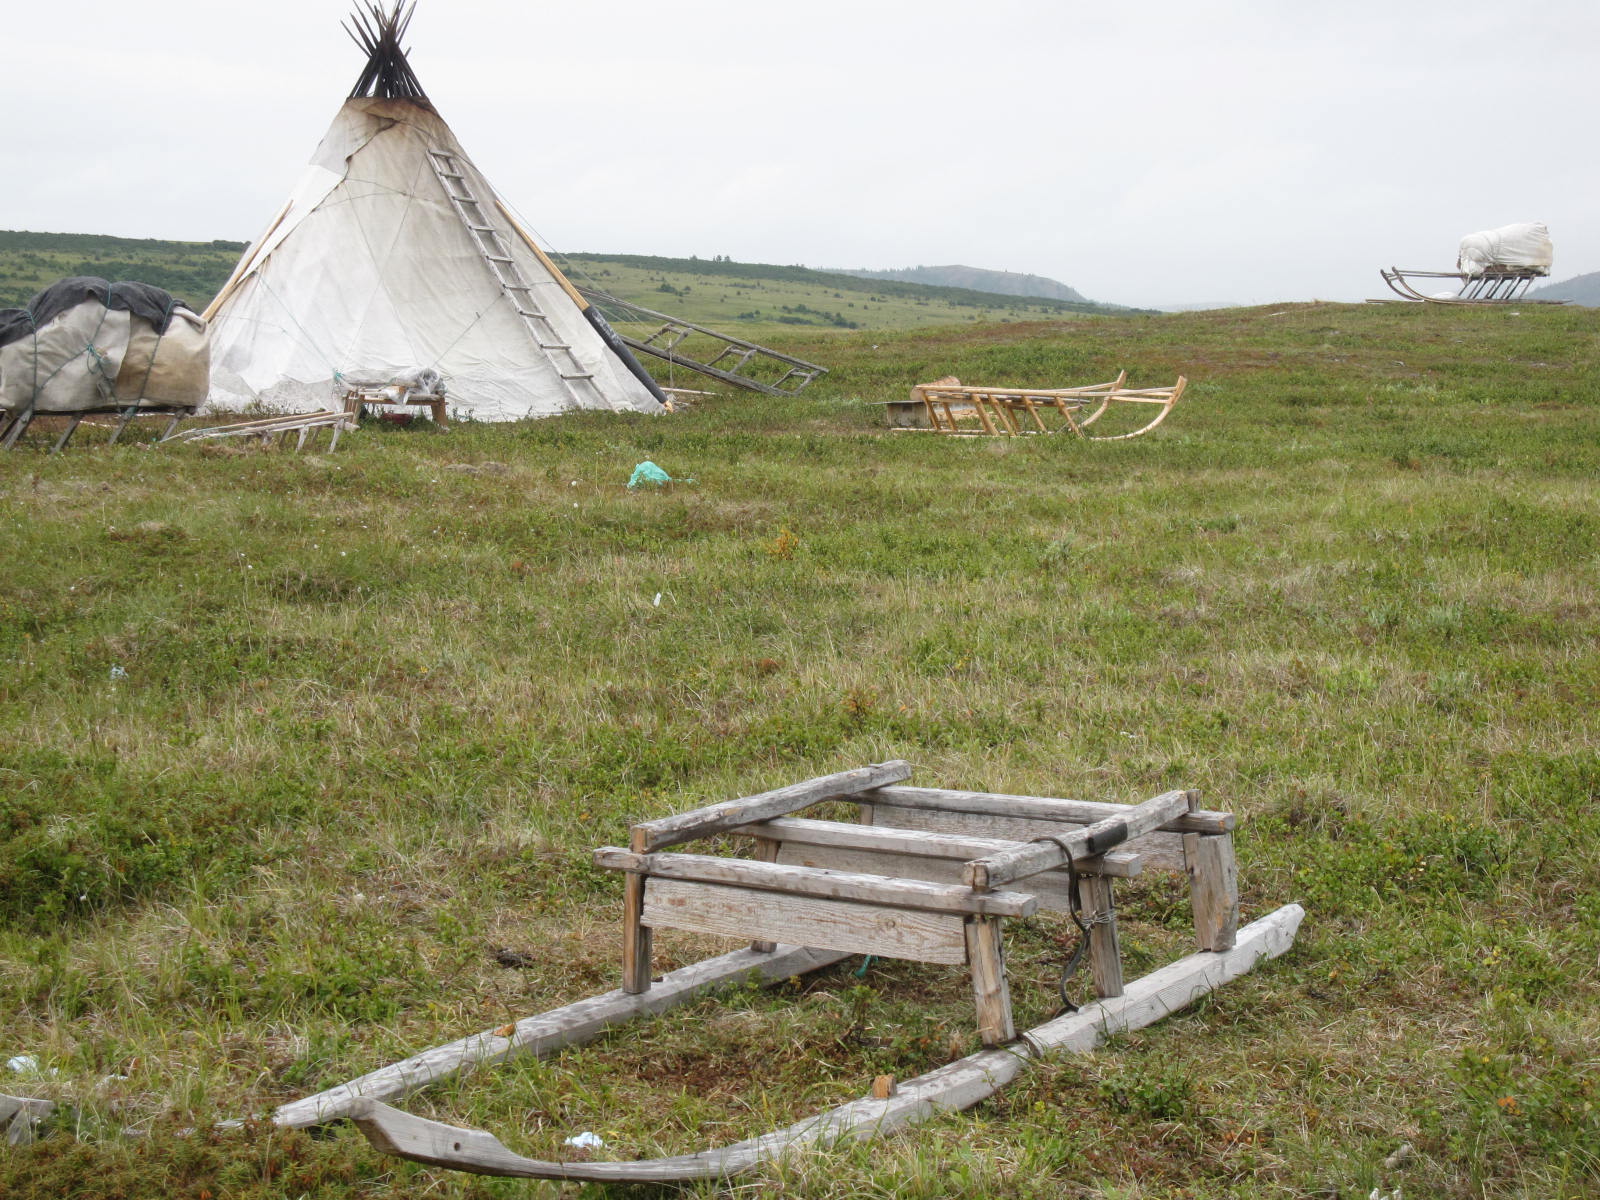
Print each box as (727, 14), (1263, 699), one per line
(557, 253), (1149, 329)
(833, 264), (1093, 305)
(1527, 271), (1600, 306)
(0, 230), (245, 309)
(0, 232), (1150, 332)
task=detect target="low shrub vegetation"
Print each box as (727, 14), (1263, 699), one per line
(1, 301), (1597, 1197)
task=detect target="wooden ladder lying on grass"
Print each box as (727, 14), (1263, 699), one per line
(162, 410), (355, 453)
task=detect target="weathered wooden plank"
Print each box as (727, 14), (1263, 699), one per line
(868, 785), (1233, 835)
(964, 917), (1014, 1045)
(621, 869), (652, 994)
(273, 944), (850, 1128)
(633, 762), (912, 852)
(772, 842), (1125, 916)
(1022, 902), (1303, 1055)
(642, 879), (968, 965)
(749, 836), (780, 953)
(1186, 832), (1240, 952)
(870, 804), (1188, 872)
(597, 849), (1037, 918)
(965, 791), (1192, 890)
(1080, 875), (1123, 999)
(736, 817), (1143, 878)
(349, 904), (1305, 1181)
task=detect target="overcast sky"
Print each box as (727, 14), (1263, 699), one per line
(5, 1), (1595, 307)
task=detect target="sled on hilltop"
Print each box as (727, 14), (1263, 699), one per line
(1378, 220), (1564, 305)
(270, 762), (1303, 1182)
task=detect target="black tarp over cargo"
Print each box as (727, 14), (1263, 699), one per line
(0, 276), (210, 415)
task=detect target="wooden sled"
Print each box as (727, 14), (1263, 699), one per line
(162, 410), (355, 452)
(0, 402), (194, 454)
(905, 373), (1185, 440)
(1378, 267), (1562, 305)
(282, 763), (1301, 1182)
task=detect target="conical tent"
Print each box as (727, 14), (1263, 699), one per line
(205, 3), (664, 420)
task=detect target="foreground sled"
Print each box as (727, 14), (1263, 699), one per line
(281, 763), (1302, 1181)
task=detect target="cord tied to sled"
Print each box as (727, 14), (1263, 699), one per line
(1030, 832), (1116, 1015)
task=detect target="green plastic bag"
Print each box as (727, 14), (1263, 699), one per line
(627, 461), (673, 488)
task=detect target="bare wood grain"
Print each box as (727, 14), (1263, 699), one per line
(632, 762), (911, 851)
(749, 835), (780, 953)
(964, 917), (1015, 1045)
(1080, 875), (1123, 999)
(641, 879), (968, 965)
(771, 842), (1130, 915)
(737, 816), (1143, 877)
(868, 786), (1233, 835)
(1186, 832), (1240, 952)
(870, 804), (1188, 871)
(273, 944), (849, 1128)
(965, 791), (1191, 890)
(597, 849), (1038, 918)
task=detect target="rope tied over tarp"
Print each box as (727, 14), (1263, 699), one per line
(0, 277), (189, 411)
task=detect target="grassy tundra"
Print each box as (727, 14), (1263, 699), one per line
(1, 301), (1597, 1198)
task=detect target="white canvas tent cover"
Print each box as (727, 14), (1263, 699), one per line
(1457, 221), (1553, 277)
(205, 9), (663, 421)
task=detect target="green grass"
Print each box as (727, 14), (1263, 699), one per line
(1, 301), (1598, 1198)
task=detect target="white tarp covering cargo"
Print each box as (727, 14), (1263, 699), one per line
(0, 279), (209, 415)
(1457, 222), (1553, 277)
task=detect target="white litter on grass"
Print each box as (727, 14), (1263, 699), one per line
(7, 1055), (56, 1077)
(653, 593), (662, 607)
(563, 1131), (605, 1149)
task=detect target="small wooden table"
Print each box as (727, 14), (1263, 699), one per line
(343, 386), (448, 429)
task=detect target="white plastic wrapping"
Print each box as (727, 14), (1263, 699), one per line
(1457, 222), (1553, 276)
